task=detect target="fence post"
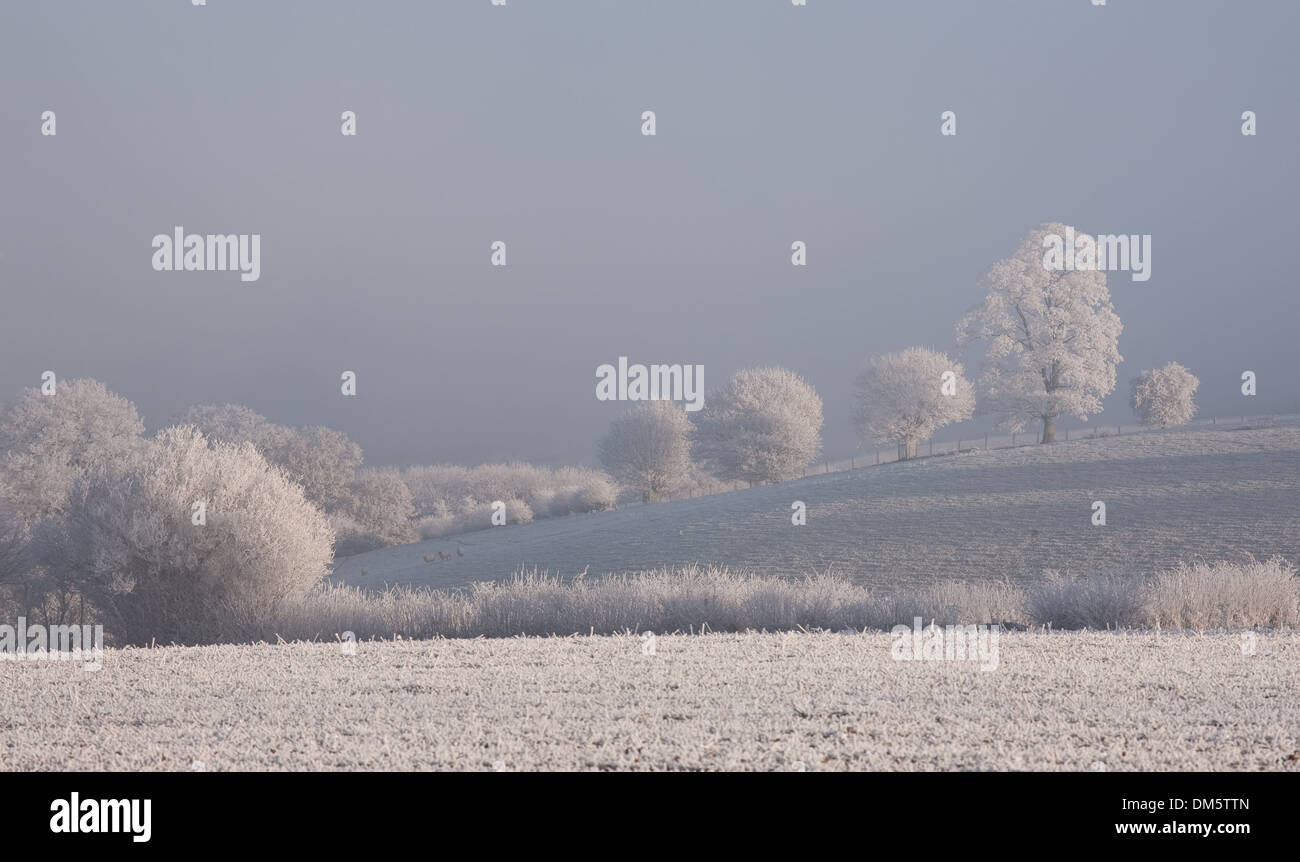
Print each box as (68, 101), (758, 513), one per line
(1065, 428), (1068, 441)
(876, 450), (879, 465)
(929, 441), (933, 455)
(984, 435), (988, 449)
(1012, 432), (1016, 446)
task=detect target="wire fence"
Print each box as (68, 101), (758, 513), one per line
(806, 413), (1297, 476)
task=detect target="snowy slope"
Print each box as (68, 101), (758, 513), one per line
(332, 425), (1300, 591)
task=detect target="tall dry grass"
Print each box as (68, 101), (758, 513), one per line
(1142, 558), (1300, 630)
(268, 567), (1026, 642)
(120, 558), (1296, 645)
(1027, 557), (1299, 630)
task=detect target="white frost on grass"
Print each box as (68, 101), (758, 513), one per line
(3, 632), (1297, 771)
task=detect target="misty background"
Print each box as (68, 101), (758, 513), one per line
(2, 0), (1297, 468)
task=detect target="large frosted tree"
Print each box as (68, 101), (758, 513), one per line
(599, 401), (693, 502)
(855, 347), (975, 460)
(956, 223), (1123, 443)
(692, 367), (823, 484)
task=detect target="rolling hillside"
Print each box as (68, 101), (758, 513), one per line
(333, 424), (1300, 591)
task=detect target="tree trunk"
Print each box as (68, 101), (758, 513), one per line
(898, 439), (917, 460)
(1040, 360), (1061, 444)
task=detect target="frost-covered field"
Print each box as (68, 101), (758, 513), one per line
(3, 632), (1297, 771)
(335, 426), (1300, 591)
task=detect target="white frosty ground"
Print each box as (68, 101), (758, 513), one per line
(2, 632), (1296, 771)
(334, 426), (1300, 591)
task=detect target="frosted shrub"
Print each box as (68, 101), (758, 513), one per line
(549, 467), (618, 514)
(330, 514), (392, 558)
(415, 498), (533, 540)
(401, 463), (614, 535)
(665, 470), (735, 500)
(339, 469), (418, 549)
(0, 378), (146, 523)
(403, 465), (474, 515)
(35, 426), (334, 644)
(1130, 362), (1199, 429)
(1027, 570), (1146, 629)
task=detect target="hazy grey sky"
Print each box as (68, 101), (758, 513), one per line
(3, 0), (1297, 467)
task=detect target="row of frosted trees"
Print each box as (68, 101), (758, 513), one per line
(600, 222), (1201, 500)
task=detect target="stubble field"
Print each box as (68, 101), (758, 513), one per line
(4, 631), (1297, 771)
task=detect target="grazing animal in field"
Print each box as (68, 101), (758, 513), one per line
(438, 550), (452, 560)
(423, 553), (437, 564)
(456, 546), (464, 557)
(361, 568), (369, 577)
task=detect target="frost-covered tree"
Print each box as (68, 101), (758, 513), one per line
(692, 367), (823, 485)
(1131, 362), (1199, 428)
(855, 347), (975, 460)
(0, 497), (27, 587)
(34, 426), (334, 644)
(0, 378), (146, 523)
(271, 425), (364, 511)
(956, 223), (1123, 443)
(0, 495), (56, 621)
(339, 469), (419, 546)
(176, 402), (287, 452)
(177, 404), (362, 512)
(598, 401), (693, 502)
